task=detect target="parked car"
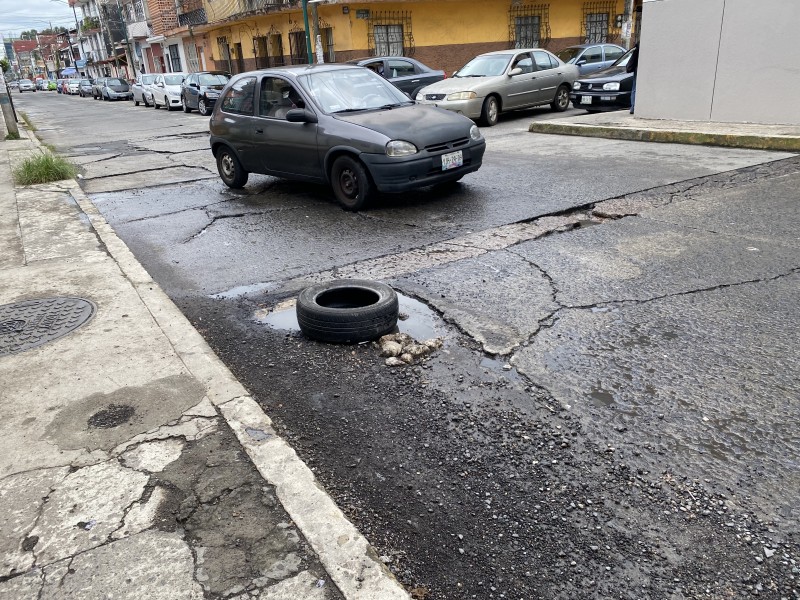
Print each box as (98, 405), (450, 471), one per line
(18, 79), (36, 92)
(35, 79), (46, 90)
(78, 78), (94, 97)
(570, 47), (635, 112)
(182, 71), (230, 115)
(67, 79), (81, 95)
(209, 64), (485, 211)
(416, 49), (577, 126)
(555, 43), (626, 76)
(100, 77), (132, 101)
(132, 73), (156, 106)
(7, 80), (19, 90)
(55, 78), (64, 93)
(92, 77), (107, 99)
(152, 73), (187, 110)
(47, 80), (57, 91)
(347, 56), (445, 98)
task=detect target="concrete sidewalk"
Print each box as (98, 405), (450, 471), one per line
(528, 110), (800, 151)
(0, 122), (408, 598)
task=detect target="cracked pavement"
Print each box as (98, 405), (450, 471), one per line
(10, 92), (800, 598)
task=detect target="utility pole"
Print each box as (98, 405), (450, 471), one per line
(0, 70), (20, 138)
(114, 0), (136, 77)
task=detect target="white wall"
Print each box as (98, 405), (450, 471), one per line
(637, 0), (800, 125)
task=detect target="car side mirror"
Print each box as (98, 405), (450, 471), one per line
(286, 108), (318, 124)
(157, 82), (164, 87)
(509, 67), (523, 76)
(190, 83), (199, 88)
(576, 59), (587, 66)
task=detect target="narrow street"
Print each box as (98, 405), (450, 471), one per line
(14, 92), (800, 598)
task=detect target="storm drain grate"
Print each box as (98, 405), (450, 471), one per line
(0, 297), (96, 356)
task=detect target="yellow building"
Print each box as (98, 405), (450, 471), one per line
(171, 0), (638, 77)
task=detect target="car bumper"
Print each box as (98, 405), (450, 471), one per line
(570, 91), (631, 110)
(360, 140), (486, 193)
(416, 97), (484, 120)
(166, 96), (182, 107)
(107, 92), (133, 100)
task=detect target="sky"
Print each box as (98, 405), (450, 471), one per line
(0, 0), (81, 39)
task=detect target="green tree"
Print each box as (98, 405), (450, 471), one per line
(0, 58), (9, 73)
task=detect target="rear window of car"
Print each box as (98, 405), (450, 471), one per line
(220, 76), (256, 115)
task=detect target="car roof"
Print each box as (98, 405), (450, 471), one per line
(229, 63), (365, 81)
(477, 48), (552, 57)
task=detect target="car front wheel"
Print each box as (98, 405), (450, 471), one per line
(216, 147), (248, 188)
(551, 84), (571, 112)
(198, 97), (209, 116)
(182, 94), (191, 113)
(330, 155), (373, 211)
(481, 95), (499, 127)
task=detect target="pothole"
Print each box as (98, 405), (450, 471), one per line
(88, 404), (136, 429)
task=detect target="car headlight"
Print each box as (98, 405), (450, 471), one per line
(446, 91), (477, 101)
(573, 81), (581, 90)
(602, 82), (620, 91)
(416, 92), (424, 101)
(205, 91), (219, 98)
(469, 125), (481, 141)
(386, 140), (418, 157)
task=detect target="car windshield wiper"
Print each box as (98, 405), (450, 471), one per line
(377, 102), (411, 109)
(333, 108), (366, 114)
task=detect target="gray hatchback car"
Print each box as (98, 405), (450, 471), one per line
(209, 64), (486, 211)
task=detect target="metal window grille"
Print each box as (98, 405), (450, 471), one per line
(508, 4), (551, 49)
(367, 11), (414, 57)
(288, 27), (306, 64)
(134, 0), (145, 22)
(254, 36), (269, 68)
(317, 18), (334, 63)
(217, 36), (232, 72)
(582, 1), (620, 44)
(184, 42), (199, 72)
(168, 43), (182, 71)
(270, 30), (285, 66)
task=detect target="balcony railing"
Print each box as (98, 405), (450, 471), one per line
(178, 8), (207, 26)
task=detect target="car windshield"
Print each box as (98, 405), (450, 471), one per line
(142, 75), (155, 84)
(107, 78), (125, 86)
(612, 48), (634, 68)
(199, 74), (229, 86)
(455, 55), (512, 77)
(80, 79), (91, 85)
(556, 47), (583, 63)
(299, 69), (410, 114)
(20, 79), (32, 84)
(164, 75), (184, 85)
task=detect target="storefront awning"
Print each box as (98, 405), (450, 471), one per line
(61, 67), (77, 75)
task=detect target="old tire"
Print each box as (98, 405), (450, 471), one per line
(480, 95), (499, 126)
(551, 84), (570, 112)
(198, 97), (209, 116)
(330, 155), (373, 211)
(216, 146), (248, 188)
(296, 279), (399, 344)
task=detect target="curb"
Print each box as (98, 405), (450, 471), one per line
(19, 127), (410, 600)
(527, 122), (800, 152)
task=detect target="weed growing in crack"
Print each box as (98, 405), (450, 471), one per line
(13, 152), (77, 185)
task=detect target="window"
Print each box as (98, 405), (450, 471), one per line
(604, 45), (624, 61)
(508, 4), (551, 50)
(367, 11), (414, 57)
(217, 36), (231, 72)
(511, 54), (533, 74)
(168, 44), (182, 72)
(258, 77), (304, 119)
(582, 46), (602, 63)
(184, 43), (200, 72)
(514, 15), (540, 48)
(585, 13), (609, 43)
(374, 25), (403, 56)
(319, 25), (335, 63)
(220, 76), (256, 115)
(583, 1), (618, 44)
(289, 30), (307, 65)
(387, 59), (415, 77)
(533, 51), (553, 70)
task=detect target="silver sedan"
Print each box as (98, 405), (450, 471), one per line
(416, 49), (578, 126)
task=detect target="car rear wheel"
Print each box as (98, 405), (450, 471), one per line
(551, 84), (571, 112)
(153, 97), (159, 109)
(216, 147), (248, 188)
(331, 155), (373, 211)
(481, 95), (500, 127)
(143, 96), (150, 107)
(198, 97), (209, 116)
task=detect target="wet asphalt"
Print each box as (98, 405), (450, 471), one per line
(15, 91), (800, 599)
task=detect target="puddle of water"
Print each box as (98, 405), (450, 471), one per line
(479, 356), (523, 382)
(254, 292), (443, 341)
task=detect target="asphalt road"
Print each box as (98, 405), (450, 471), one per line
(15, 90), (800, 599)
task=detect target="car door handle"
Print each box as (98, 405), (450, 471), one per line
(411, 79), (420, 82)
(255, 128), (264, 134)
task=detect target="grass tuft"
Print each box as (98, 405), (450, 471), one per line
(4, 132), (20, 140)
(13, 153), (77, 185)
(19, 111), (37, 131)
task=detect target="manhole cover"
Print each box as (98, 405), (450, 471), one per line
(0, 297), (96, 356)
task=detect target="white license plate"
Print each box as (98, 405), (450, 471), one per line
(441, 150), (463, 171)
(580, 96), (593, 105)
